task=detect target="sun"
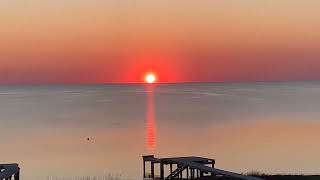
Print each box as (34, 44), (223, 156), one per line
(145, 73), (157, 84)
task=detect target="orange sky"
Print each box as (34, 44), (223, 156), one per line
(1, 0), (320, 84)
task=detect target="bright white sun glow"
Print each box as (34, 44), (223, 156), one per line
(145, 73), (156, 84)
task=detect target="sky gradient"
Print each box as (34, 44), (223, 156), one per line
(1, 0), (320, 84)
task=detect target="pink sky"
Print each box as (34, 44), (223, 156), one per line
(1, 0), (320, 84)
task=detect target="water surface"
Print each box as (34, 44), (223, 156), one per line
(1, 82), (320, 179)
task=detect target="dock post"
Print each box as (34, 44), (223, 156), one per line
(151, 162), (155, 178)
(211, 160), (215, 177)
(191, 168), (194, 179)
(143, 159), (145, 178)
(160, 162), (164, 179)
(14, 171), (20, 180)
(186, 167), (189, 179)
(170, 164), (172, 173)
(200, 170), (204, 177)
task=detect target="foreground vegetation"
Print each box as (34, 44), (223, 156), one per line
(42, 173), (320, 180)
(45, 174), (122, 180)
(247, 171), (320, 180)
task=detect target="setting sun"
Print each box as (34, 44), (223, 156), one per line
(145, 73), (156, 84)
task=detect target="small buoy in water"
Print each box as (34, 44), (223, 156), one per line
(87, 137), (90, 141)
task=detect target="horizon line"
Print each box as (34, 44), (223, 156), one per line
(0, 79), (319, 86)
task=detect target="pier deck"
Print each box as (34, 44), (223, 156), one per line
(143, 155), (263, 180)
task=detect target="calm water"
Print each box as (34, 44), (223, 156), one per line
(1, 82), (320, 179)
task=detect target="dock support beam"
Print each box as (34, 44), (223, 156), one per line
(200, 170), (204, 177)
(160, 162), (164, 179)
(191, 168), (194, 179)
(186, 167), (189, 179)
(151, 162), (154, 178)
(143, 160), (145, 178)
(211, 160), (215, 177)
(14, 171), (20, 180)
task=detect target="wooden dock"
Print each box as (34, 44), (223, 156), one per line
(0, 164), (20, 180)
(143, 155), (263, 180)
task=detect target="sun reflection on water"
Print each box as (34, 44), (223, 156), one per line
(146, 85), (156, 151)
